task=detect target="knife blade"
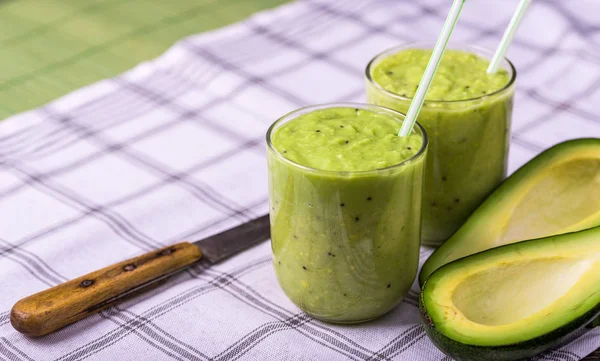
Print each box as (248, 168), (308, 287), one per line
(10, 214), (271, 337)
(198, 213), (270, 263)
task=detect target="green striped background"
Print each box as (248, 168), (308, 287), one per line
(0, 0), (288, 120)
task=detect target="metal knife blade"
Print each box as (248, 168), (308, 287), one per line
(195, 213), (271, 263)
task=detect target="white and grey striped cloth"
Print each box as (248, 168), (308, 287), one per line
(1, 0), (600, 360)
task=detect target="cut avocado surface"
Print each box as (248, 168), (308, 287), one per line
(420, 138), (600, 285)
(420, 226), (600, 361)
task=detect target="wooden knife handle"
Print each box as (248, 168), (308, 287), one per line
(10, 242), (202, 337)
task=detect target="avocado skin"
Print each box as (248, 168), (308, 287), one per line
(419, 291), (600, 361)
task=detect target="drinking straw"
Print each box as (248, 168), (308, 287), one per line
(487, 0), (532, 74)
(398, 0), (466, 137)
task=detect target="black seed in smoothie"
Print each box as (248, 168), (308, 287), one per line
(455, 198), (460, 203)
(386, 71), (394, 76)
(343, 293), (347, 297)
(302, 266), (307, 270)
(328, 252), (336, 257)
(465, 85), (470, 89)
(367, 196), (372, 201)
(316, 129), (321, 132)
(355, 216), (360, 222)
(442, 176), (448, 181)
(340, 203), (345, 207)
(431, 202), (437, 207)
(340, 125), (344, 128)
(355, 108), (359, 112)
(293, 234), (298, 239)
(482, 90), (487, 94)
(401, 93), (407, 97)
(278, 261), (281, 265)
(387, 283), (391, 288)
(406, 147), (412, 150)
(345, 140), (349, 144)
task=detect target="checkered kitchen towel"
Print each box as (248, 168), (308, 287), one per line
(1, 0), (600, 360)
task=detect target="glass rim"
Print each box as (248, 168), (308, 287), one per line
(266, 102), (428, 176)
(365, 42), (517, 104)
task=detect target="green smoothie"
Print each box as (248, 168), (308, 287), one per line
(366, 45), (515, 245)
(267, 104), (427, 323)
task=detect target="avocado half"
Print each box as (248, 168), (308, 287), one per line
(420, 138), (600, 285)
(420, 226), (600, 361)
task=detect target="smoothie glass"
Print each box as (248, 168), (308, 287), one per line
(366, 43), (516, 246)
(267, 103), (428, 323)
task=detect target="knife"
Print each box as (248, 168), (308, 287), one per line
(10, 214), (270, 337)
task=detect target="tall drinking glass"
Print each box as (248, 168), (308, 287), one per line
(366, 43), (516, 245)
(267, 103), (428, 323)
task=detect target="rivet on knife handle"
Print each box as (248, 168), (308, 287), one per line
(10, 242), (202, 337)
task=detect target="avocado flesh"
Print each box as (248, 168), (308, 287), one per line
(502, 158), (600, 242)
(420, 226), (600, 361)
(420, 138), (600, 285)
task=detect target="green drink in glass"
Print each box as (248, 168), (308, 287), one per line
(267, 103), (427, 323)
(366, 43), (516, 246)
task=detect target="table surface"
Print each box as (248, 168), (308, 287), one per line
(0, 0), (288, 120)
(586, 350), (600, 360)
(1, 1), (598, 360)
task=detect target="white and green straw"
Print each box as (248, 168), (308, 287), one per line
(487, 0), (532, 74)
(398, 0), (466, 137)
